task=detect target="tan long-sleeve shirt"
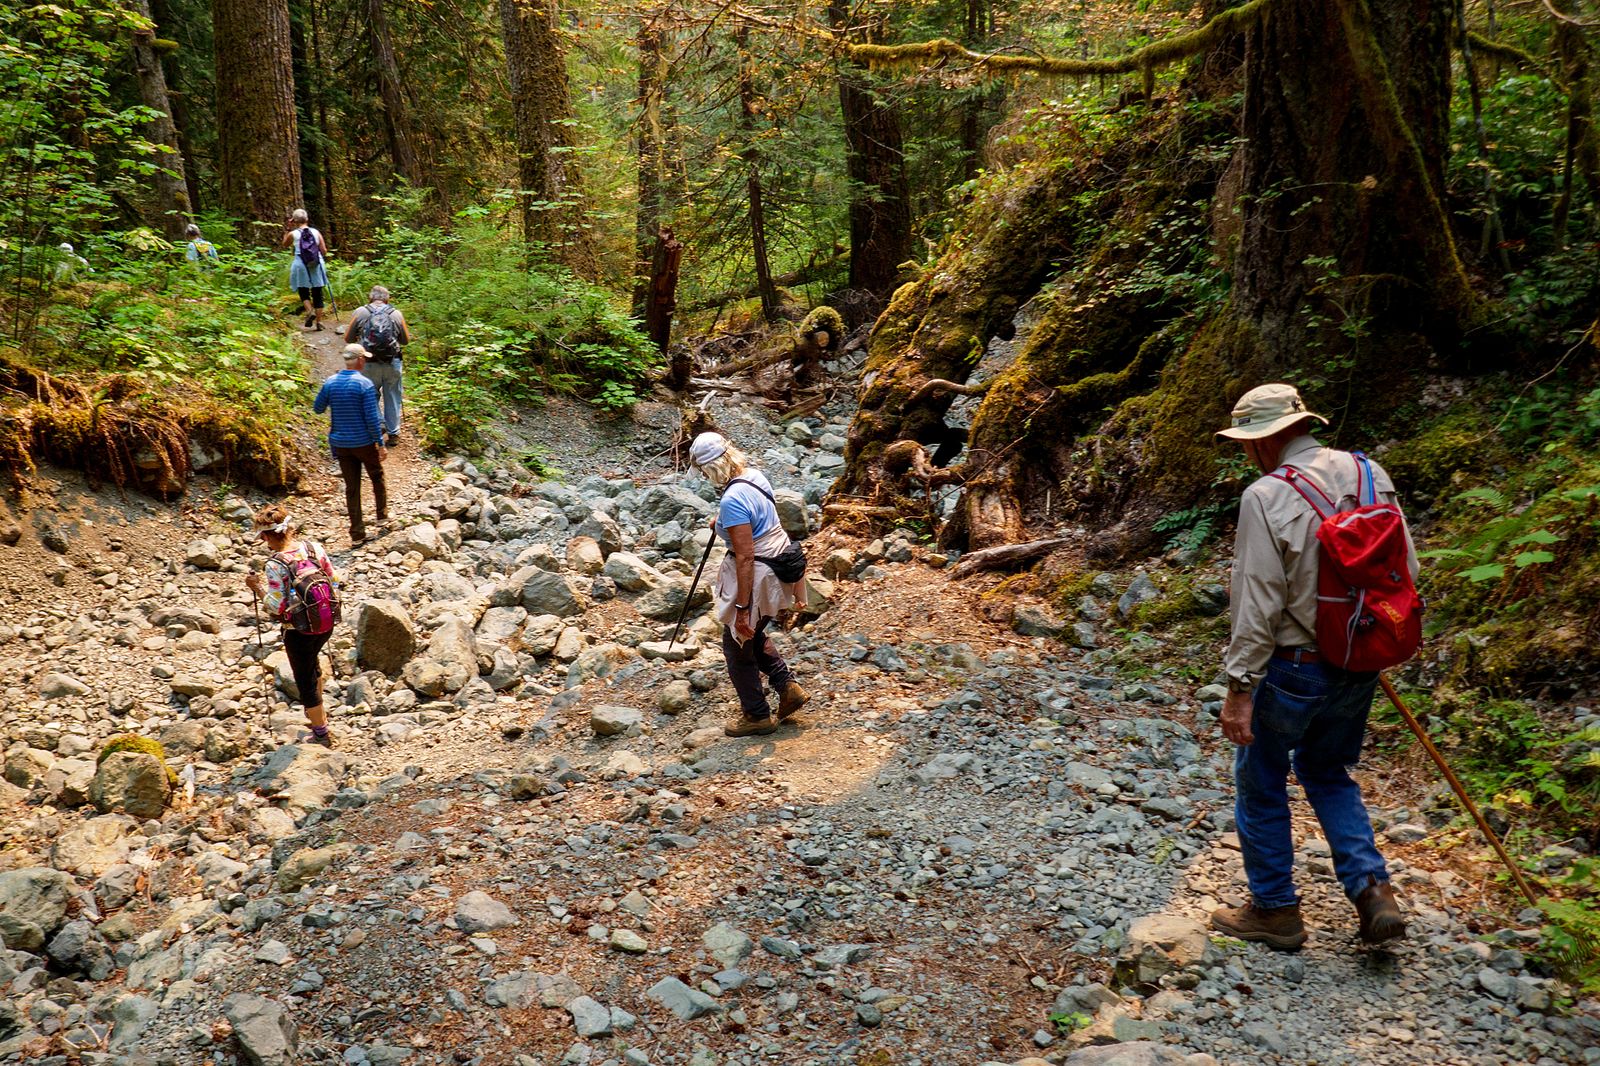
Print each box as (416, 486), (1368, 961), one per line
(1224, 435), (1419, 686)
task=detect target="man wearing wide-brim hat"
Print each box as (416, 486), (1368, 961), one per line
(1209, 383), (1418, 951)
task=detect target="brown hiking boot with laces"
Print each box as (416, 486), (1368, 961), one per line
(724, 715), (778, 738)
(1354, 879), (1406, 944)
(777, 682), (809, 720)
(1210, 900), (1308, 952)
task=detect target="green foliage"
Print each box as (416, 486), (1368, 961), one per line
(0, 0), (172, 341)
(338, 216), (659, 450)
(1538, 865), (1600, 994)
(1048, 1011), (1092, 1034)
(1150, 453), (1250, 551)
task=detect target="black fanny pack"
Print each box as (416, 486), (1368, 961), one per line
(755, 544), (807, 583)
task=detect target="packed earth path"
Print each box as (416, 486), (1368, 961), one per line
(0, 328), (1596, 1066)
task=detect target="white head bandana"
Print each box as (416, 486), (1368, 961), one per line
(259, 513), (292, 538)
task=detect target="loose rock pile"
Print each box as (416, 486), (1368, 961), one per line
(1, 395), (1596, 1066)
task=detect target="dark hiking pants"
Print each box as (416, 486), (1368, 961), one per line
(333, 443), (386, 537)
(722, 615), (793, 720)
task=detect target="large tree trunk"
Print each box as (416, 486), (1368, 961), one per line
(828, 1), (912, 297)
(633, 10), (670, 314)
(213, 0), (302, 241)
(367, 0), (425, 189)
(835, 0), (1482, 553)
(130, 0), (190, 239)
(737, 23), (778, 322)
(149, 0), (202, 217)
(497, 0), (592, 271)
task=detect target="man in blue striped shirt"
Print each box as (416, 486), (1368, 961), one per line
(314, 345), (389, 544)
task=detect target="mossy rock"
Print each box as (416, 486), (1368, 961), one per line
(98, 734), (177, 788)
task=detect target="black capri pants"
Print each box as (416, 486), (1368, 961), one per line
(283, 629), (331, 706)
(296, 286), (325, 308)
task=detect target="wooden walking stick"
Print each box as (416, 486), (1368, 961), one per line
(1379, 674), (1541, 908)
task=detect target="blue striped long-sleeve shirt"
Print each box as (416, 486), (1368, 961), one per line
(313, 370), (384, 449)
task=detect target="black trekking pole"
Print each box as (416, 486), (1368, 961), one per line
(669, 525), (715, 650)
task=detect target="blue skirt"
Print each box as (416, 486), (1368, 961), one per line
(290, 255), (328, 290)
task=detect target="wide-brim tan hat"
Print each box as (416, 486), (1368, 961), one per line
(1215, 383), (1328, 440)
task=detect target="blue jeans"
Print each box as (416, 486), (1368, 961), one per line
(1234, 656), (1390, 908)
(360, 358), (403, 436)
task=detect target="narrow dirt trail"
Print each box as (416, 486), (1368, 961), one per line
(287, 320), (435, 550)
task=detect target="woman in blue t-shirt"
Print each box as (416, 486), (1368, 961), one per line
(689, 431), (808, 736)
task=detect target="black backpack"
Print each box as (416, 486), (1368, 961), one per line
(360, 303), (402, 360)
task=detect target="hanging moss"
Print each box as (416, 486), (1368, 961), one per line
(846, 0), (1275, 81)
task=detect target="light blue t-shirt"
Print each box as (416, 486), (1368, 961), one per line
(717, 471), (778, 542)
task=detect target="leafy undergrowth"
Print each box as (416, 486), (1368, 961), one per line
(331, 213), (660, 453)
(1, 230), (309, 494)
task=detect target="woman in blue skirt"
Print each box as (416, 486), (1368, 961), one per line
(282, 208), (330, 330)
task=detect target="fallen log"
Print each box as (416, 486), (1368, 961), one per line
(949, 536), (1073, 579)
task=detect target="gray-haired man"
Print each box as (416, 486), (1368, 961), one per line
(345, 285), (410, 447)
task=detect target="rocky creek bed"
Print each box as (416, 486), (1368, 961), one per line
(1, 384), (1597, 1066)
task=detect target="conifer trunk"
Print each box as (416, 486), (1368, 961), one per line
(829, 1), (912, 297)
(497, 0), (591, 270)
(737, 23), (778, 322)
(130, 0), (190, 238)
(367, 0), (424, 189)
(634, 11), (669, 314)
(213, 0), (303, 240)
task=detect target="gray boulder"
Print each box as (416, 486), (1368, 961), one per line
(647, 976), (721, 1021)
(520, 568), (588, 618)
(50, 814), (135, 875)
(591, 705), (642, 737)
(399, 523), (444, 560)
(401, 619), (478, 696)
(773, 488), (809, 539)
(602, 552), (667, 593)
(455, 891), (516, 933)
(634, 484), (712, 525)
(39, 672), (90, 698)
(475, 605), (527, 645)
(0, 868), (74, 949)
(565, 536), (606, 575)
(223, 994), (298, 1066)
(634, 577), (710, 621)
(90, 752), (169, 818)
(573, 511), (622, 556)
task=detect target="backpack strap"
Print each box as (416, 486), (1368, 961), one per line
(722, 476), (778, 507)
(1352, 451), (1377, 507)
(1269, 465), (1337, 521)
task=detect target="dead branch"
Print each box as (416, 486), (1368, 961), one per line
(949, 536), (1073, 579)
(905, 377), (989, 408)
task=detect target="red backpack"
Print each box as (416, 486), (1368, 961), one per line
(270, 549), (340, 636)
(1270, 453), (1423, 672)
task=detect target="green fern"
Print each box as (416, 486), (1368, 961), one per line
(1539, 896), (1600, 991)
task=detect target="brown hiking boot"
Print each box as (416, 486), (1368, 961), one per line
(1354, 879), (1406, 944)
(777, 682), (809, 720)
(1210, 901), (1308, 952)
(724, 715), (778, 738)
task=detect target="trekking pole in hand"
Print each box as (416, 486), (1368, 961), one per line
(669, 525), (714, 651)
(251, 588), (265, 651)
(1379, 673), (1541, 908)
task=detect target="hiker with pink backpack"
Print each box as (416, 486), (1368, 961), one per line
(245, 504), (342, 747)
(1209, 383), (1423, 953)
(282, 208), (330, 331)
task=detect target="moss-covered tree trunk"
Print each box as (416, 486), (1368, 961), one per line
(366, 0), (425, 191)
(497, 0), (593, 272)
(213, 0), (302, 240)
(130, 0), (190, 239)
(633, 11), (669, 315)
(829, 1), (912, 298)
(835, 0), (1482, 553)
